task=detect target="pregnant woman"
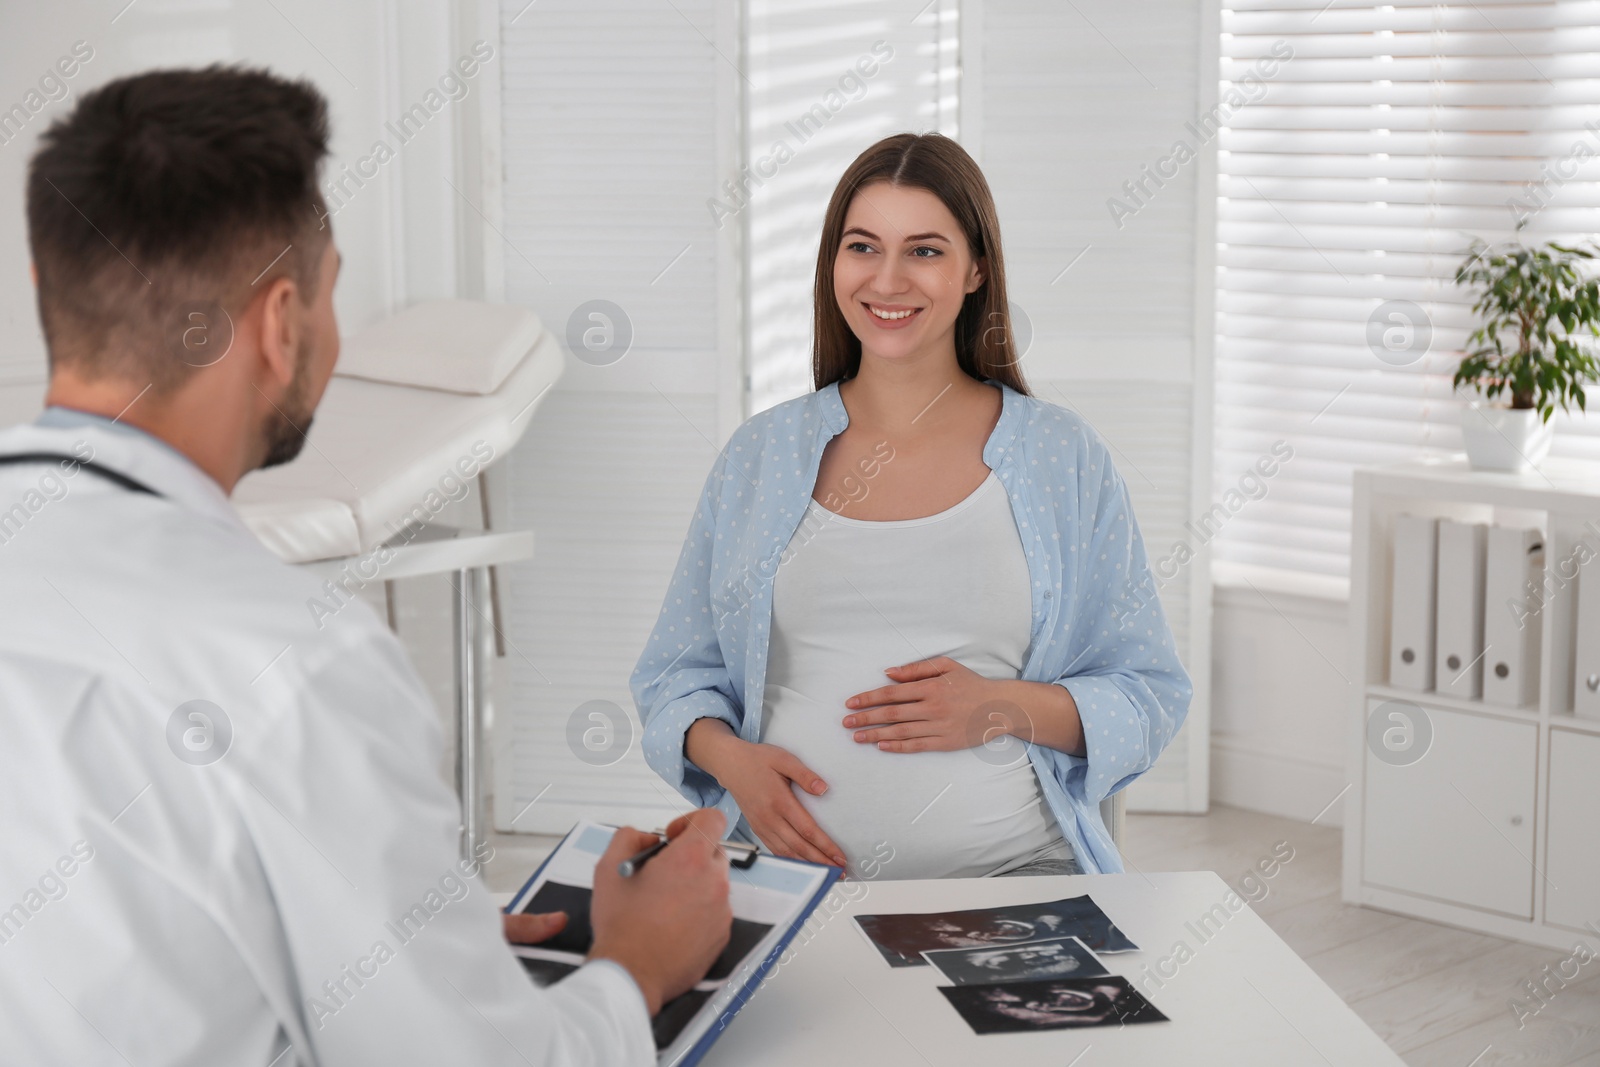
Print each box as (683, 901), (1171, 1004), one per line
(631, 133), (1191, 879)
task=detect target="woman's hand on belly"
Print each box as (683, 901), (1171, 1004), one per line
(843, 657), (1089, 758)
(842, 655), (1017, 754)
(686, 720), (848, 868)
(723, 743), (850, 867)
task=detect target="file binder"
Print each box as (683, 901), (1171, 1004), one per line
(1435, 519), (1488, 700)
(1577, 547), (1600, 720)
(1389, 514), (1439, 691)
(1483, 525), (1543, 709)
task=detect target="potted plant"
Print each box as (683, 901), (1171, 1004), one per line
(1452, 231), (1600, 471)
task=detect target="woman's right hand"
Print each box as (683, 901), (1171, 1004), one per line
(685, 718), (848, 868)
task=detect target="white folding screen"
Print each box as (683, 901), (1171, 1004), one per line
(1215, 0), (1600, 585)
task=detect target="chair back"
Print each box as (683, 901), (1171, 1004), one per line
(1098, 793), (1125, 848)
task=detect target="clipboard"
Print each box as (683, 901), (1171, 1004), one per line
(505, 819), (843, 1066)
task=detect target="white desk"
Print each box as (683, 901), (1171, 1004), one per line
(701, 871), (1403, 1066)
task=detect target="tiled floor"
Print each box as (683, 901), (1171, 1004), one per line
(482, 803), (1600, 1065)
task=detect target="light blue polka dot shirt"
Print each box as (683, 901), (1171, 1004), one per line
(629, 378), (1193, 875)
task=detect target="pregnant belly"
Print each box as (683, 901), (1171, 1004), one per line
(758, 683), (1064, 879)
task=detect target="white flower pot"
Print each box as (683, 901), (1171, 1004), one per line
(1460, 402), (1554, 472)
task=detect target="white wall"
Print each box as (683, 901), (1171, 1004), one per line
(0, 1), (503, 359)
(0, 1), (403, 376)
(1210, 574), (1351, 827)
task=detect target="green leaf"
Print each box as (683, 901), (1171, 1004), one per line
(1450, 232), (1600, 419)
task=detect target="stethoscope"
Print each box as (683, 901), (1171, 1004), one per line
(0, 452), (162, 496)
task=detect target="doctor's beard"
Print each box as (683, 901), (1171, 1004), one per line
(259, 333), (316, 470)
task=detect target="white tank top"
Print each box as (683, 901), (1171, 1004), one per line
(760, 470), (1067, 879)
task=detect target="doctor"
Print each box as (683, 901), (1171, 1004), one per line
(0, 66), (730, 1065)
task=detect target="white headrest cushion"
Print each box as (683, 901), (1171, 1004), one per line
(334, 298), (545, 396)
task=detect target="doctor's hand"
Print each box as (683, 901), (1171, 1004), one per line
(587, 808), (734, 1016)
(684, 718), (848, 869)
(502, 911), (569, 944)
(843, 656), (1013, 753)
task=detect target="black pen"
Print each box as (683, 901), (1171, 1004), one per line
(618, 831), (761, 877)
(618, 835), (669, 878)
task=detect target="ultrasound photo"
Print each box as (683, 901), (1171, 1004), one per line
(921, 935), (1108, 985)
(939, 976), (1168, 1034)
(854, 895), (1138, 967)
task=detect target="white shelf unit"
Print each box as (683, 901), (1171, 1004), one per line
(1344, 456), (1600, 950)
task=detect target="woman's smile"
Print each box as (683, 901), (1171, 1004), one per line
(862, 301), (924, 329)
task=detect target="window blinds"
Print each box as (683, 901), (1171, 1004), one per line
(1215, 0), (1600, 584)
(745, 0), (959, 416)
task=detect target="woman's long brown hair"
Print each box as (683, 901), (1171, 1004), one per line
(811, 132), (1030, 396)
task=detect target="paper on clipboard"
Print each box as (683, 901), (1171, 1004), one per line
(506, 820), (842, 1067)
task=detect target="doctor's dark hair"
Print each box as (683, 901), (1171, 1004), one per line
(25, 64), (332, 394)
(811, 132), (1030, 395)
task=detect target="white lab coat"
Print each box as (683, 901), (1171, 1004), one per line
(0, 418), (654, 1066)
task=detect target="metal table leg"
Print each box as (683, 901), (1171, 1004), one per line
(454, 566), (488, 863)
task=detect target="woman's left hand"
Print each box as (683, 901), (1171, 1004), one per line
(842, 656), (1025, 753)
